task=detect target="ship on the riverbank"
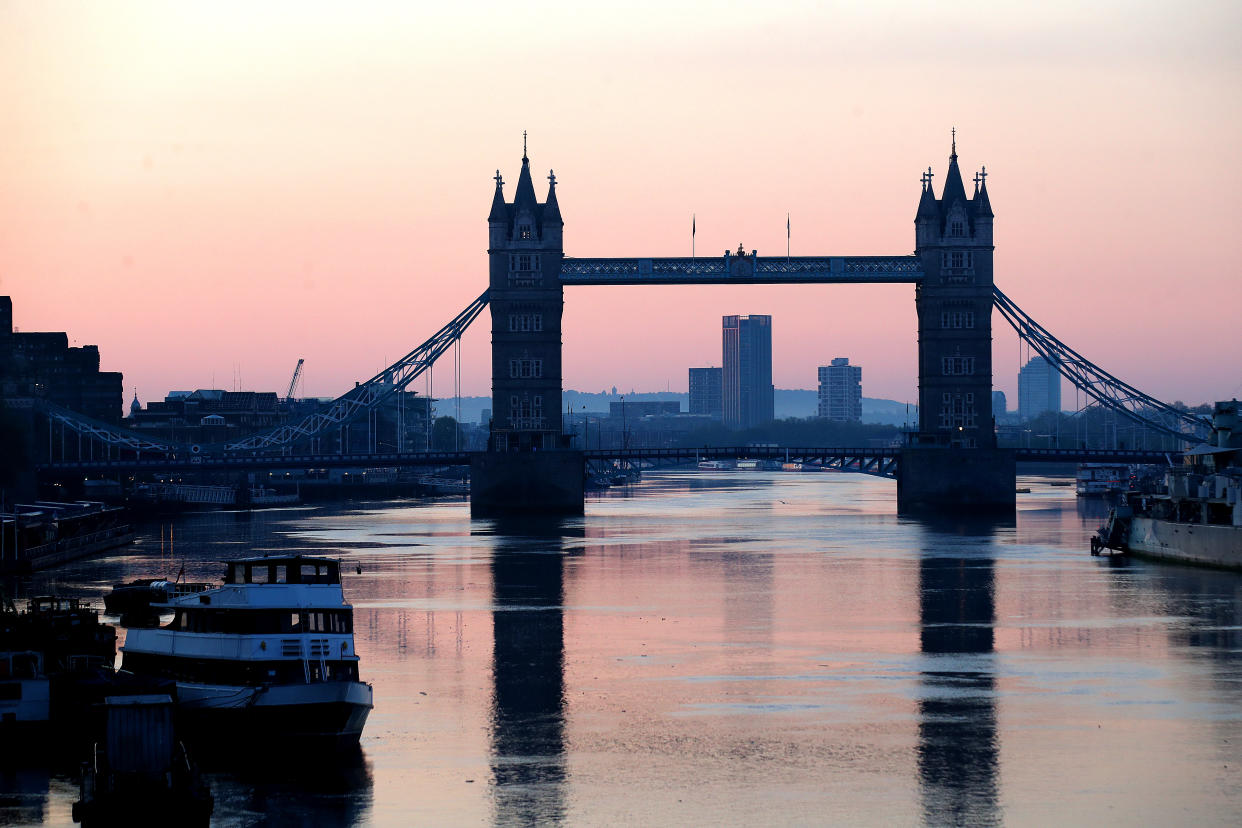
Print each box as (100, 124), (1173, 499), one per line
(120, 554), (372, 747)
(1076, 463), (1131, 497)
(1094, 400), (1241, 568)
(0, 502), (134, 574)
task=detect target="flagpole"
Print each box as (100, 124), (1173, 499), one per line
(692, 213), (696, 258)
(786, 213), (790, 259)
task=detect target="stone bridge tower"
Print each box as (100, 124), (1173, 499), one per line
(473, 145), (583, 516)
(913, 135), (995, 449)
(486, 148), (565, 452)
(899, 135), (1013, 513)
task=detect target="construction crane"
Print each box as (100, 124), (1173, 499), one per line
(285, 359), (304, 402)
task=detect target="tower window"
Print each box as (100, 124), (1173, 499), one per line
(508, 358), (543, 379)
(518, 224), (533, 240)
(508, 313), (543, 332)
(941, 356), (975, 375)
(939, 310), (975, 329)
(950, 220), (964, 237)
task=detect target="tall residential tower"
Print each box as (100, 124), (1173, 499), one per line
(818, 358), (862, 422)
(722, 315), (773, 429)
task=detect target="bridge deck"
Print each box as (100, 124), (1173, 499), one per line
(38, 446), (1180, 476)
(559, 255), (924, 285)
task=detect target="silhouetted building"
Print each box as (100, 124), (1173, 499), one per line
(688, 367), (723, 419)
(130, 387), (431, 451)
(818, 358), (862, 422)
(912, 137), (995, 448)
(0, 295), (123, 423)
(991, 390), (1006, 418)
(1018, 357), (1060, 421)
(722, 315), (773, 429)
(608, 401), (679, 418)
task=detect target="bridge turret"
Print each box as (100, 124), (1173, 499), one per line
(486, 145), (567, 453)
(912, 133), (996, 449)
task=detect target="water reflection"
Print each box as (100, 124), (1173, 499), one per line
(484, 519), (576, 826)
(206, 745), (374, 827)
(0, 764), (48, 827)
(915, 519), (1002, 827)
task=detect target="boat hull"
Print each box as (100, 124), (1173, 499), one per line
(1126, 517), (1242, 570)
(173, 680), (372, 747)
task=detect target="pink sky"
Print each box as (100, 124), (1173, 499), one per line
(2, 1), (1239, 410)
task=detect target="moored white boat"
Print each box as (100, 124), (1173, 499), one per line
(121, 554), (372, 747)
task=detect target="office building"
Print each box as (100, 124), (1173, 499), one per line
(722, 315), (773, 429)
(1018, 356), (1060, 421)
(992, 390), (1007, 418)
(817, 358), (862, 422)
(688, 367), (723, 419)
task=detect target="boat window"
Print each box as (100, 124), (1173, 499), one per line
(248, 564), (270, 585)
(301, 563), (321, 583)
(227, 563), (242, 584)
(274, 565), (288, 584)
(287, 612), (302, 633)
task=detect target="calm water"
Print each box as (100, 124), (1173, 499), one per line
(3, 472), (1242, 826)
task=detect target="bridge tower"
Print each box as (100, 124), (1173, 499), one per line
(900, 136), (1014, 512)
(486, 148), (565, 451)
(472, 146), (583, 515)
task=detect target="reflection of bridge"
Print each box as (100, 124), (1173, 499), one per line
(32, 138), (1212, 514)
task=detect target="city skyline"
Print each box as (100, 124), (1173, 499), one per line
(3, 2), (1239, 410)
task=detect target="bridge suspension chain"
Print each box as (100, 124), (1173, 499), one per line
(992, 286), (1211, 444)
(225, 289), (490, 452)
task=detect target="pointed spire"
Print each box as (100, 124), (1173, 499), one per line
(973, 165), (993, 218)
(513, 152), (537, 211)
(488, 169), (508, 222)
(940, 129), (967, 207)
(543, 169), (562, 223)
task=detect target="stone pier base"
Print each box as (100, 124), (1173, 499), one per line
(897, 448), (1016, 515)
(470, 450), (584, 517)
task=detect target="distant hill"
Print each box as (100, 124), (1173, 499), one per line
(437, 390), (916, 427)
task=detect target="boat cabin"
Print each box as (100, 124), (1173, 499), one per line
(223, 556), (340, 586)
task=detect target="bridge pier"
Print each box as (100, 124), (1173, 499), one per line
(470, 450), (584, 517)
(897, 448), (1015, 515)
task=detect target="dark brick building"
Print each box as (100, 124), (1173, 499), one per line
(0, 296), (124, 423)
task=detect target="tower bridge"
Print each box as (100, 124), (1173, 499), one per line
(32, 138), (1213, 515)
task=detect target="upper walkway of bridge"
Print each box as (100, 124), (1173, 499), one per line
(559, 255), (924, 285)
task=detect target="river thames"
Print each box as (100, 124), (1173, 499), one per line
(3, 471), (1241, 826)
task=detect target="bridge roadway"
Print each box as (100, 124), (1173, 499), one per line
(38, 446), (1179, 478)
